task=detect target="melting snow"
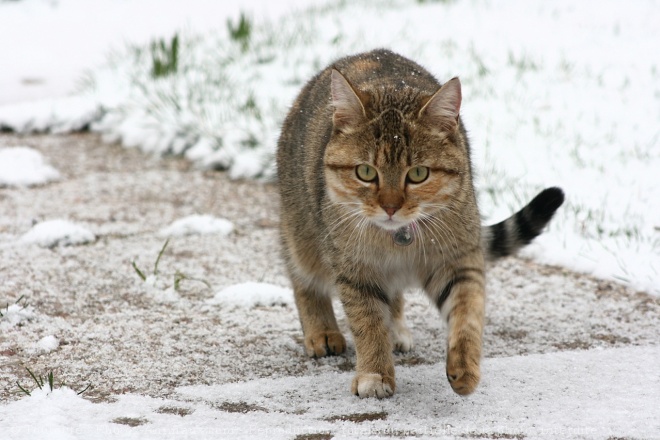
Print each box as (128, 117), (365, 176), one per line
(208, 282), (293, 308)
(20, 219), (96, 248)
(0, 147), (60, 187)
(158, 215), (234, 238)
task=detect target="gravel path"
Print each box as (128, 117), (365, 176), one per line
(1, 133), (658, 407)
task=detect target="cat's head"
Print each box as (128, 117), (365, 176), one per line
(324, 69), (470, 232)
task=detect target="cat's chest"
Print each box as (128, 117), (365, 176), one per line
(347, 238), (431, 288)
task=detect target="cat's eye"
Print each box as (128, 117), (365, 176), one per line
(407, 166), (429, 183)
(356, 164), (378, 182)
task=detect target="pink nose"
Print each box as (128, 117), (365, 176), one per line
(383, 206), (400, 217)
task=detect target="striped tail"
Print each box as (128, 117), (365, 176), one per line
(482, 187), (565, 261)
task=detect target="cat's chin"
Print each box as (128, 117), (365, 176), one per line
(373, 218), (411, 231)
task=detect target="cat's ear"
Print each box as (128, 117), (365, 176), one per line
(330, 69), (367, 132)
(419, 77), (462, 133)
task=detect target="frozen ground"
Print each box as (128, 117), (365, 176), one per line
(0, 134), (659, 439)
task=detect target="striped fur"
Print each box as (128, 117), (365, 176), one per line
(277, 49), (563, 399)
(483, 187), (565, 260)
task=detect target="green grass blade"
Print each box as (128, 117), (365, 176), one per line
(77, 383), (93, 395)
(132, 261), (147, 281)
(16, 382), (31, 396)
(153, 239), (170, 275)
(26, 367), (43, 389)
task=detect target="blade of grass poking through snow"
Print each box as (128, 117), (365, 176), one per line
(151, 34), (179, 78)
(25, 367), (43, 390)
(47, 371), (54, 392)
(153, 239), (169, 275)
(227, 12), (252, 52)
(173, 271), (211, 291)
(16, 382), (31, 397)
(77, 383), (93, 396)
(132, 261), (147, 281)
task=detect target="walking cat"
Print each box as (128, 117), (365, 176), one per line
(277, 49), (564, 398)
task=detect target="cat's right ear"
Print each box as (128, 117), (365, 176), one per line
(330, 69), (367, 133)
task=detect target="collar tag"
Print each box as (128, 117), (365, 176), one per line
(392, 225), (414, 246)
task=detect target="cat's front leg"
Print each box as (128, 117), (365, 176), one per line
(337, 275), (395, 398)
(430, 256), (485, 395)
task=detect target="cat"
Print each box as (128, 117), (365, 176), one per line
(276, 49), (564, 398)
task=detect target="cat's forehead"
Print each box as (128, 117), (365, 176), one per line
(369, 109), (411, 166)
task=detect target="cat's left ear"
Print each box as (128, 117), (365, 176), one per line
(419, 77), (462, 133)
(330, 69), (367, 133)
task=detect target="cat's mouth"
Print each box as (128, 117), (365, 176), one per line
(374, 217), (411, 231)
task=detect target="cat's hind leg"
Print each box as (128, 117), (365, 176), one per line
(390, 292), (414, 353)
(292, 277), (346, 357)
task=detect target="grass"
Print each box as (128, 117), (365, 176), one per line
(0, 295), (29, 318)
(227, 12), (252, 52)
(151, 34), (179, 78)
(16, 367), (92, 397)
(132, 239), (210, 291)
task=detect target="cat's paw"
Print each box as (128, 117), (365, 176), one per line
(446, 345), (480, 396)
(391, 322), (414, 353)
(351, 373), (395, 399)
(304, 331), (346, 357)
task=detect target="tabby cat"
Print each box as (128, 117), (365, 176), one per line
(277, 49), (564, 398)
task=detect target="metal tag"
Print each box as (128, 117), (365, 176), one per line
(392, 225), (414, 246)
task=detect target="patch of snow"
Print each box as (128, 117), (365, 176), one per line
(35, 335), (59, 354)
(0, 97), (102, 133)
(158, 215), (234, 238)
(208, 282), (293, 308)
(20, 219), (96, 248)
(0, 147), (60, 187)
(0, 304), (36, 329)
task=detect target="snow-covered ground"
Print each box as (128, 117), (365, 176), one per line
(2, 345), (658, 440)
(1, 133), (658, 440)
(1, 0), (659, 438)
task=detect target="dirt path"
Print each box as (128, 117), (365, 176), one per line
(1, 133), (658, 405)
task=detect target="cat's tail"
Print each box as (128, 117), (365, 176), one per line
(482, 187), (565, 261)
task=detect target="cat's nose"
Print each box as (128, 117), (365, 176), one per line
(382, 205), (400, 217)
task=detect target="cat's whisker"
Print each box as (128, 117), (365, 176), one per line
(412, 219), (428, 267)
(418, 213), (459, 267)
(424, 215), (461, 260)
(323, 208), (364, 244)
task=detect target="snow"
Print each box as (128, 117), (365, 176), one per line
(158, 215), (234, 238)
(0, 304), (36, 330)
(20, 219), (96, 248)
(0, 147), (60, 187)
(34, 335), (59, 354)
(2, 346), (658, 439)
(208, 282), (293, 308)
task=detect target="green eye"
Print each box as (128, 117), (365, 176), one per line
(407, 166), (429, 183)
(356, 164), (378, 182)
